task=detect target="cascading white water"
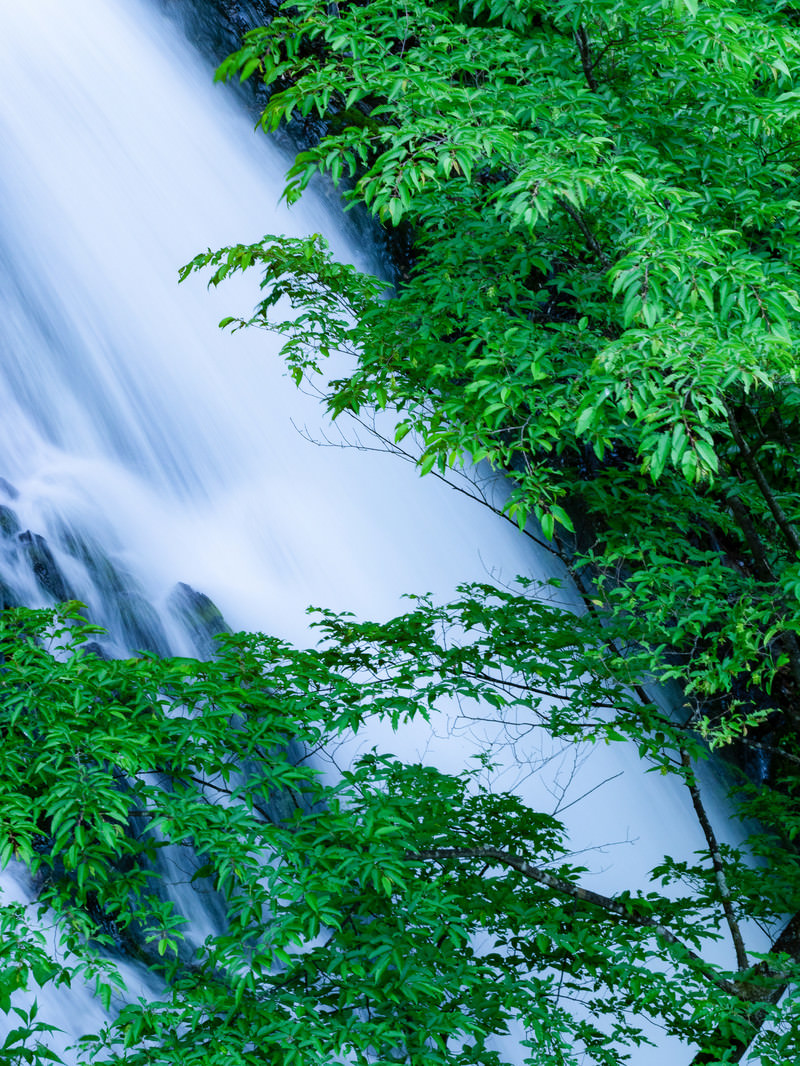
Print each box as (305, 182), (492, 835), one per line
(0, 1), (765, 1062)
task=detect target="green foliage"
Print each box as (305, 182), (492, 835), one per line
(198, 0), (800, 740)
(166, 3), (800, 1058)
(10, 1), (800, 1063)
(0, 600), (797, 1064)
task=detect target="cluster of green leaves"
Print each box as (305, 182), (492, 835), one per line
(10, 1), (800, 1063)
(201, 0), (800, 737)
(1, 600), (798, 1065)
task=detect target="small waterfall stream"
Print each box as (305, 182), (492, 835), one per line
(0, 1), (762, 1062)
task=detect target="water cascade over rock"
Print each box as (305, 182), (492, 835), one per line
(0, 2), (766, 1063)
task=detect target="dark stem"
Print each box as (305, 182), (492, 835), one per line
(556, 195), (610, 266)
(680, 749), (749, 971)
(689, 911), (800, 1065)
(408, 845), (739, 996)
(727, 487), (800, 691)
(727, 405), (800, 558)
(574, 25), (599, 92)
(726, 491), (775, 583)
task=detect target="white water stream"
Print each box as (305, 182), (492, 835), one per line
(0, 1), (763, 1062)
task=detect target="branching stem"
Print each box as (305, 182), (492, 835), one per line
(407, 845), (739, 996)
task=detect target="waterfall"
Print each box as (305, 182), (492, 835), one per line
(0, 1), (764, 1062)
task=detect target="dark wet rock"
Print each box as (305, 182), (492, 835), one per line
(18, 530), (74, 602)
(0, 577), (20, 610)
(117, 591), (171, 657)
(168, 581), (230, 660)
(59, 531), (128, 597)
(0, 505), (20, 538)
(80, 640), (111, 660)
(57, 530), (169, 653)
(59, 529), (95, 563)
(0, 478), (19, 499)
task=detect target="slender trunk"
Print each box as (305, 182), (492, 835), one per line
(689, 911), (800, 1065)
(574, 25), (599, 92)
(727, 487), (800, 694)
(726, 492), (775, 583)
(680, 749), (749, 971)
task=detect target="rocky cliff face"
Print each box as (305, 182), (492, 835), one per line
(161, 0), (278, 69)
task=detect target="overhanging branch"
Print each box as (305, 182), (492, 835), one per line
(407, 845), (739, 996)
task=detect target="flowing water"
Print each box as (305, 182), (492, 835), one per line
(0, 1), (764, 1061)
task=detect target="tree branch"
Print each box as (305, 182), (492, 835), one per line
(727, 405), (800, 558)
(556, 195), (610, 267)
(680, 749), (749, 971)
(407, 845), (739, 996)
(738, 737), (800, 769)
(689, 910), (800, 1065)
(574, 25), (599, 92)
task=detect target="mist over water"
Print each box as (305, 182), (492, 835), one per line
(0, 0), (560, 640)
(0, 1), (760, 1062)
